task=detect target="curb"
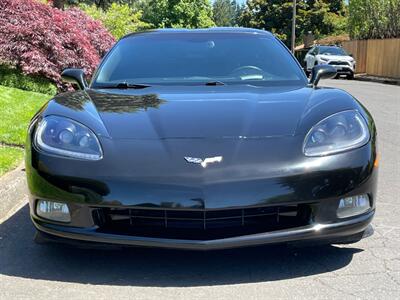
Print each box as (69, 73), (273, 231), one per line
(355, 74), (400, 86)
(0, 162), (28, 222)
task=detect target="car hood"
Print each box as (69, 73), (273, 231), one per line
(80, 85), (313, 140)
(318, 54), (353, 62)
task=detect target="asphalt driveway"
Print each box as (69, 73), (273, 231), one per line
(0, 79), (399, 299)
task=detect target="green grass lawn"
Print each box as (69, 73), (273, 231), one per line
(0, 146), (24, 176)
(0, 85), (51, 176)
(0, 85), (51, 146)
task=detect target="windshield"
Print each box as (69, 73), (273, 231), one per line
(92, 32), (307, 87)
(319, 46), (348, 56)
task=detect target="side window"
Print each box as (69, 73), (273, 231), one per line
(312, 47), (318, 55)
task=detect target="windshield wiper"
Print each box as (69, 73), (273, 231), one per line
(99, 81), (225, 88)
(99, 82), (152, 89)
(205, 81), (226, 86)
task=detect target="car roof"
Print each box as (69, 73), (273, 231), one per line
(122, 27), (274, 39)
(317, 45), (342, 49)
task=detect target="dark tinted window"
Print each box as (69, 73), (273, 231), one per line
(309, 47), (318, 55)
(93, 32), (306, 87)
(319, 46), (348, 56)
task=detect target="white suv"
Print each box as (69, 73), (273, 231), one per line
(304, 45), (356, 79)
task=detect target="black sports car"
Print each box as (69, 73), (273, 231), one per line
(26, 28), (378, 250)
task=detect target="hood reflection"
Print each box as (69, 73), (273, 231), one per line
(54, 90), (166, 113)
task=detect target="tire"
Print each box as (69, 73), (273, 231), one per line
(347, 73), (354, 80)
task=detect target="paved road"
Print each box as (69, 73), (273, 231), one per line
(0, 79), (399, 299)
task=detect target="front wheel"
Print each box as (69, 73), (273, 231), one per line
(347, 73), (355, 80)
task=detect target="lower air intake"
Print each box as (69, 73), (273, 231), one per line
(92, 204), (312, 240)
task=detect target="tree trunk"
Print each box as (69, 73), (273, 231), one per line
(53, 0), (65, 10)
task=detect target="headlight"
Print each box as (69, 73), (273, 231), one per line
(319, 57), (329, 62)
(303, 110), (370, 157)
(35, 115), (103, 160)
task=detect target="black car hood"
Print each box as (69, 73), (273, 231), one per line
(83, 85), (313, 139)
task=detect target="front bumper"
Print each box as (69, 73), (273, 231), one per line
(26, 124), (378, 249)
(32, 210), (374, 250)
(329, 64), (354, 75)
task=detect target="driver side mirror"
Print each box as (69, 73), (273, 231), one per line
(309, 65), (337, 88)
(61, 68), (88, 90)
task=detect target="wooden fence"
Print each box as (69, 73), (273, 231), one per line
(342, 39), (400, 78)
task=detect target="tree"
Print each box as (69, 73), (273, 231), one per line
(142, 0), (215, 28)
(212, 0), (239, 27)
(239, 0), (308, 43)
(0, 0), (114, 90)
(62, 0), (149, 10)
(348, 0), (400, 39)
(239, 0), (347, 45)
(327, 0), (346, 13)
(81, 3), (152, 39)
(303, 0), (347, 37)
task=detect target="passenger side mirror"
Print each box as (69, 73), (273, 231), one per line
(309, 65), (337, 88)
(61, 68), (88, 90)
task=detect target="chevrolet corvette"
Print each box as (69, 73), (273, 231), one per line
(26, 28), (378, 250)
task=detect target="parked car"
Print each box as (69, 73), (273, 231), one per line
(26, 28), (377, 250)
(304, 45), (356, 79)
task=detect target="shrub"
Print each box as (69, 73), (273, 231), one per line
(0, 65), (57, 95)
(81, 3), (152, 40)
(0, 0), (115, 91)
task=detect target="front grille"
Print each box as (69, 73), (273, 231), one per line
(329, 61), (350, 66)
(92, 204), (312, 240)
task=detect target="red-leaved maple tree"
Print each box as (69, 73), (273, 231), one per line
(0, 0), (115, 90)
